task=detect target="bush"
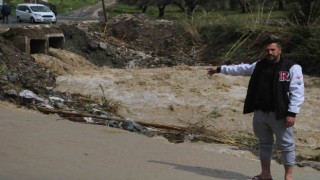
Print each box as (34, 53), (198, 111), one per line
(288, 0), (320, 25)
(285, 26), (320, 75)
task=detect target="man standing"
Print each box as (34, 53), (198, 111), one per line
(1, 3), (11, 24)
(207, 38), (304, 180)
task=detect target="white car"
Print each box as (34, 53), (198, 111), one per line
(16, 4), (57, 23)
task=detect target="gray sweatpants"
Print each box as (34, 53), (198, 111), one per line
(253, 110), (295, 166)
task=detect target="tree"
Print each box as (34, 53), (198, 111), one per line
(185, 0), (201, 16)
(137, 0), (185, 17)
(230, 0), (240, 10)
(239, 0), (251, 13)
(278, 0), (284, 10)
(269, 0), (286, 10)
(218, 0), (226, 10)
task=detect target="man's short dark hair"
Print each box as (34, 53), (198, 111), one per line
(262, 37), (282, 48)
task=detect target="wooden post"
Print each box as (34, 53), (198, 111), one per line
(101, 0), (107, 22)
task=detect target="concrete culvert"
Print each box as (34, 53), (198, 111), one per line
(47, 33), (64, 49)
(30, 39), (47, 54)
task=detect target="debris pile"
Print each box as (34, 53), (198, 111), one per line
(17, 88), (187, 137)
(60, 14), (201, 68)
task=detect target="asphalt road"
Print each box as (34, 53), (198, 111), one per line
(0, 0), (116, 26)
(0, 13), (100, 27)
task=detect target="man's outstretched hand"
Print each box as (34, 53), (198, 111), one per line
(207, 67), (219, 75)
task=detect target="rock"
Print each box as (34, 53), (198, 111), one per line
(7, 74), (18, 83)
(5, 89), (18, 98)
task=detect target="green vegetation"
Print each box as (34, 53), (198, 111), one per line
(207, 108), (222, 119)
(110, 3), (187, 19)
(110, 4), (139, 15)
(47, 0), (100, 14)
(111, 1), (320, 75)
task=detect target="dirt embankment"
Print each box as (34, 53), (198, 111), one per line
(0, 14), (319, 169)
(0, 35), (56, 96)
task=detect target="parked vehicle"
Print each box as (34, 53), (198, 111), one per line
(16, 3), (56, 23)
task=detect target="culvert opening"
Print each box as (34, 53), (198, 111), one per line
(48, 36), (64, 49)
(30, 39), (46, 54)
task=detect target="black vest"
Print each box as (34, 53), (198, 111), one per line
(243, 58), (296, 120)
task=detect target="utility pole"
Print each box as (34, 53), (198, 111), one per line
(101, 0), (107, 22)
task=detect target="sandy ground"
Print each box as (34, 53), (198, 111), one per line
(1, 103), (320, 180)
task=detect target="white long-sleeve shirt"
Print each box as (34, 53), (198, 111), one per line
(219, 61), (304, 114)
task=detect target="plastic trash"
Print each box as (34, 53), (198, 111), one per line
(84, 117), (94, 123)
(19, 90), (46, 103)
(49, 96), (65, 103)
(19, 90), (53, 108)
(121, 119), (143, 132)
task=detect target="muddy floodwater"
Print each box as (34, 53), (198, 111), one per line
(36, 49), (320, 161)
